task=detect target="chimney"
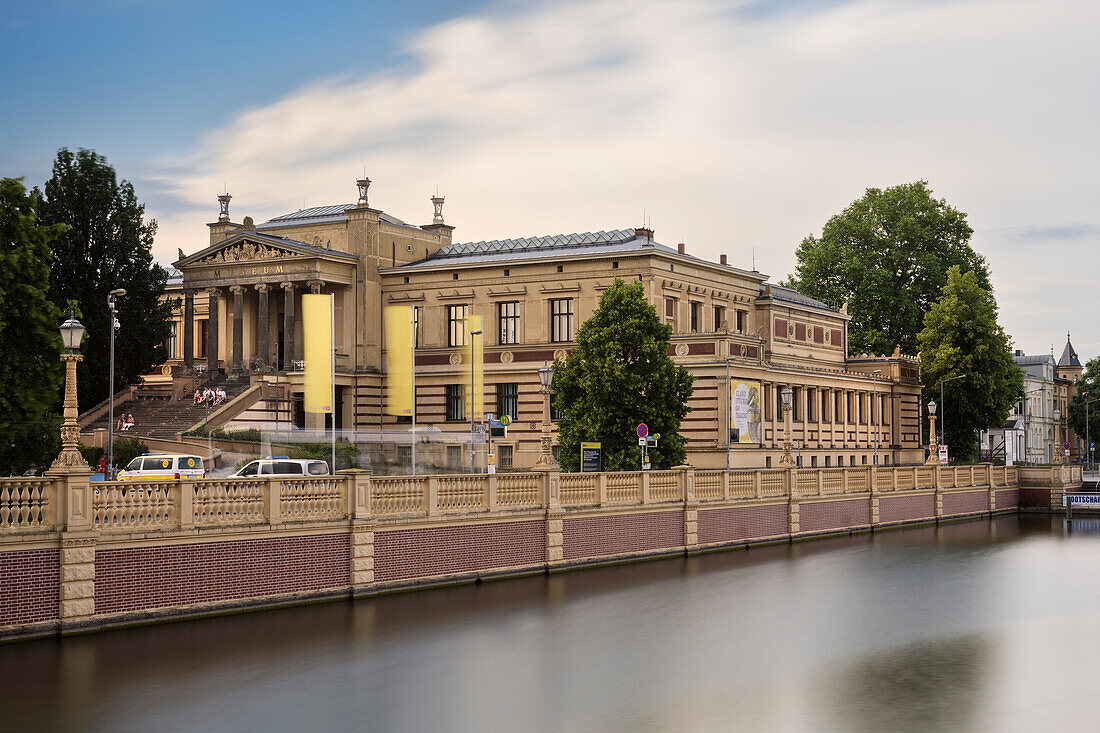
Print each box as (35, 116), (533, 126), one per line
(635, 226), (654, 242)
(720, 254), (727, 265)
(677, 242), (685, 255)
(1014, 349), (1024, 357)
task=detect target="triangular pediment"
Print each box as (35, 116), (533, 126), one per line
(175, 231), (356, 269)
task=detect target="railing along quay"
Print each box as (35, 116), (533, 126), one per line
(0, 464), (1034, 535)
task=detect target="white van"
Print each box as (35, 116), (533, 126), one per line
(231, 457), (330, 478)
(118, 453), (206, 481)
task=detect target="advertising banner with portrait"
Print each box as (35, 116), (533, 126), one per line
(730, 380), (762, 443)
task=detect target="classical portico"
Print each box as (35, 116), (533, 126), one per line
(174, 228), (358, 374)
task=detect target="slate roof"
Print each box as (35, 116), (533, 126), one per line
(258, 204), (420, 232)
(1059, 334), (1082, 368)
(760, 284), (835, 313)
(1015, 354), (1054, 366)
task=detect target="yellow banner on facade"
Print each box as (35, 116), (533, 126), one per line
(302, 294), (333, 414)
(384, 305), (413, 416)
(463, 314), (483, 420)
(730, 379), (762, 443)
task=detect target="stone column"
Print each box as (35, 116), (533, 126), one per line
(183, 289), (195, 369)
(207, 288), (220, 373)
(282, 282), (295, 367)
(231, 285), (244, 372)
(256, 284), (270, 370)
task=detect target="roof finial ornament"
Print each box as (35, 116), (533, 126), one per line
(431, 193), (445, 225)
(356, 177), (371, 207)
(217, 192), (232, 222)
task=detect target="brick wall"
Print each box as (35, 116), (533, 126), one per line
(563, 511), (683, 561)
(1019, 487), (1051, 507)
(800, 499), (870, 533)
(942, 490), (987, 516)
(374, 520), (545, 582)
(95, 534), (349, 615)
(0, 548), (59, 626)
(880, 494), (935, 524)
(697, 504), (787, 545)
(996, 489), (1019, 509)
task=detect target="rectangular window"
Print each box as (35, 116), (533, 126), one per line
(666, 298), (675, 318)
(551, 298), (574, 343)
(498, 301), (519, 345)
(446, 445), (462, 470)
(448, 305), (468, 347)
(714, 306), (725, 331)
(445, 384), (465, 421)
(397, 445), (412, 464)
(166, 321), (178, 359)
(736, 310), (745, 333)
(690, 302), (701, 332)
(499, 444), (514, 469)
(806, 389), (814, 422)
(198, 319), (209, 358)
(496, 382), (519, 421)
(792, 388), (800, 421)
(825, 456), (831, 467)
(412, 306), (420, 348)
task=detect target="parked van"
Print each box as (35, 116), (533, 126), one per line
(231, 457), (330, 478)
(117, 454), (206, 481)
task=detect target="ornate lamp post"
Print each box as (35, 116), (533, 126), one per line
(533, 362), (558, 471)
(50, 314), (90, 473)
(106, 288), (125, 478)
(926, 400), (939, 466)
(778, 386), (794, 467)
(1053, 408), (1063, 465)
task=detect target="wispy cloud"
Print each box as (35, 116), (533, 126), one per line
(146, 0), (1100, 357)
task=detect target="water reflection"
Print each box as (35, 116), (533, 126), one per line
(2, 515), (1098, 733)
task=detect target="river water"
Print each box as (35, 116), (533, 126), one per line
(3, 515), (1100, 733)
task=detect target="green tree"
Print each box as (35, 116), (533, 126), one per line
(552, 278), (694, 471)
(38, 148), (175, 409)
(0, 178), (66, 475)
(786, 181), (990, 356)
(918, 266), (1022, 463)
(1068, 357), (1100, 463)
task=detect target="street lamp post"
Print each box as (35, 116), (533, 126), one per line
(533, 362), (558, 471)
(1053, 408), (1063, 465)
(469, 327), (482, 473)
(926, 400), (939, 466)
(779, 386), (794, 467)
(1085, 397), (1100, 471)
(872, 370), (882, 466)
(106, 288), (126, 479)
(937, 373), (967, 449)
(51, 314), (89, 472)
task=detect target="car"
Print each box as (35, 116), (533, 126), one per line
(231, 457), (330, 478)
(117, 453), (206, 481)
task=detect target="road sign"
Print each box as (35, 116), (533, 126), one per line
(638, 437), (646, 446)
(637, 423), (648, 438)
(938, 445), (949, 466)
(500, 414), (511, 427)
(1064, 441), (1071, 450)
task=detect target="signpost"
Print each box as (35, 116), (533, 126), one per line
(580, 442), (602, 473)
(1065, 441), (1071, 457)
(938, 445), (949, 466)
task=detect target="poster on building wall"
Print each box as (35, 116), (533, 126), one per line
(729, 380), (762, 443)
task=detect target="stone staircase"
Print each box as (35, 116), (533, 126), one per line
(83, 375), (254, 441)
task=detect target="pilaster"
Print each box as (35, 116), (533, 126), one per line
(350, 521), (375, 586)
(788, 468), (800, 534)
(59, 533), (96, 624)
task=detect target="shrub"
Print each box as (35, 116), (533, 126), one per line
(111, 437), (148, 468)
(78, 444), (104, 467)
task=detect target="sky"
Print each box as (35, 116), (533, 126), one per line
(2, 0), (1098, 360)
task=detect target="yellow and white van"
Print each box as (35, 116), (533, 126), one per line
(117, 453), (206, 481)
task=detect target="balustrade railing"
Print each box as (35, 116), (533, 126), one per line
(497, 473), (542, 509)
(0, 478), (54, 530)
(0, 462), (1036, 538)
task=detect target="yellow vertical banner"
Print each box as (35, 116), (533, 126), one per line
(463, 314), (483, 420)
(302, 294), (333, 414)
(384, 305), (413, 416)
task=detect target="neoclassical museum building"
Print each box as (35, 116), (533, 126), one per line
(165, 178), (925, 470)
